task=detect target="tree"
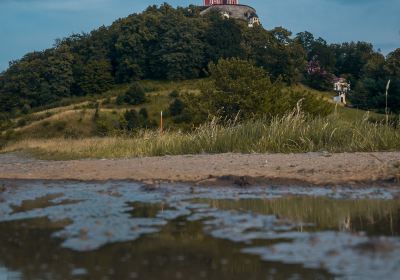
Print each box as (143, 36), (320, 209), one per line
(169, 98), (185, 116)
(148, 11), (207, 80)
(332, 42), (375, 80)
(304, 59), (334, 91)
(204, 12), (244, 62)
(244, 27), (306, 84)
(193, 58), (332, 121)
(296, 31), (336, 71)
(73, 59), (114, 95)
(384, 49), (400, 112)
(123, 83), (146, 105)
(123, 109), (140, 131)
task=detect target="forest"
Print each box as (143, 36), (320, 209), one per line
(0, 3), (399, 117)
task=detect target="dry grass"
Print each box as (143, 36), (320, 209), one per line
(2, 111), (400, 160)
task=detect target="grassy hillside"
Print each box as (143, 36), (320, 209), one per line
(2, 79), (386, 140)
(3, 111), (400, 160)
(1, 79), (205, 140)
(1, 79), (399, 160)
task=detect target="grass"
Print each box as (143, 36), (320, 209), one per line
(2, 111), (400, 160)
(198, 197), (400, 233)
(2, 79), (398, 159)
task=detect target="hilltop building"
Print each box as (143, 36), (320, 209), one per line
(200, 1), (261, 27)
(204, 0), (239, 5)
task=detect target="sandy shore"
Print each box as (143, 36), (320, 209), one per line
(0, 152), (399, 186)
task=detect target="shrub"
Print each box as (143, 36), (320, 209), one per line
(123, 83), (146, 105)
(116, 94), (125, 105)
(17, 118), (27, 127)
(93, 103), (100, 121)
(124, 109), (140, 131)
(190, 58), (333, 121)
(169, 90), (179, 98)
(94, 119), (112, 136)
(64, 129), (81, 139)
(53, 120), (67, 131)
(21, 104), (31, 115)
(169, 98), (185, 117)
(102, 97), (111, 105)
(139, 108), (149, 119)
(41, 121), (50, 127)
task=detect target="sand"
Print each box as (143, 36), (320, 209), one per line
(0, 152), (399, 186)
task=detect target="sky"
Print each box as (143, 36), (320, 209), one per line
(0, 0), (399, 72)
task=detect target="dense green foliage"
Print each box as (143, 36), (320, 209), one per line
(116, 82), (147, 105)
(0, 3), (398, 117)
(295, 32), (400, 112)
(0, 4), (307, 115)
(181, 59), (332, 121)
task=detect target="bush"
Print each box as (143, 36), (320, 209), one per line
(304, 59), (335, 91)
(123, 110), (140, 131)
(102, 97), (111, 106)
(169, 90), (179, 98)
(53, 120), (67, 131)
(116, 94), (125, 105)
(190, 58), (333, 121)
(169, 98), (185, 117)
(139, 108), (149, 119)
(21, 104), (31, 115)
(122, 108), (155, 131)
(93, 103), (100, 121)
(94, 119), (112, 136)
(64, 129), (81, 139)
(123, 83), (147, 105)
(41, 121), (50, 127)
(17, 118), (27, 127)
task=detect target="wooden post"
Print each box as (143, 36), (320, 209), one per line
(386, 80), (391, 125)
(160, 111), (163, 133)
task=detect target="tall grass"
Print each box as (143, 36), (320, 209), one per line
(199, 197), (400, 234)
(2, 111), (400, 160)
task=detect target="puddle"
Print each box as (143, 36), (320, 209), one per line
(0, 180), (400, 279)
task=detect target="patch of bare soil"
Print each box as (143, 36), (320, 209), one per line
(0, 152), (399, 186)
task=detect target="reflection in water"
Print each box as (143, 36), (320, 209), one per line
(0, 217), (331, 280)
(1, 180), (400, 280)
(0, 266), (21, 280)
(203, 197), (400, 236)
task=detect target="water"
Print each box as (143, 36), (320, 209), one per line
(0, 180), (400, 280)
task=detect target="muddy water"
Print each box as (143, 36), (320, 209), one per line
(0, 181), (400, 280)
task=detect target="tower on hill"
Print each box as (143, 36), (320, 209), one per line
(204, 0), (239, 5)
(200, 0), (261, 27)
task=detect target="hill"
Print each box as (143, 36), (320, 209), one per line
(2, 75), (398, 159)
(0, 3), (399, 119)
(0, 3), (399, 159)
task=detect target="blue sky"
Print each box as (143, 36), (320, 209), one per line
(0, 0), (399, 71)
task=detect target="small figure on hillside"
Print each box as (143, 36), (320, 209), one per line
(333, 77), (350, 105)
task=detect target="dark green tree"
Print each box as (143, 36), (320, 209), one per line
(73, 59), (114, 95)
(123, 82), (146, 105)
(123, 109), (140, 131)
(194, 58), (332, 121)
(169, 98), (185, 116)
(384, 49), (400, 112)
(204, 12), (244, 62)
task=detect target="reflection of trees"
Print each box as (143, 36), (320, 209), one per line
(0, 216), (333, 280)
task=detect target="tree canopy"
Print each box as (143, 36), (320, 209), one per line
(0, 3), (399, 115)
(181, 58), (332, 122)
